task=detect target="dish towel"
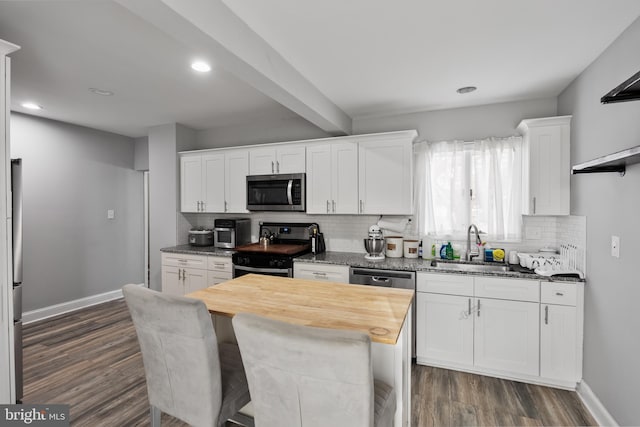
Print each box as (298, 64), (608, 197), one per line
(377, 217), (410, 234)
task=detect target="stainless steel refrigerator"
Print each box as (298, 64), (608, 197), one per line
(11, 158), (23, 402)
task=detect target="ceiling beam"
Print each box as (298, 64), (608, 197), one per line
(116, 0), (352, 136)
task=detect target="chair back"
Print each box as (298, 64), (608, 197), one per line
(123, 284), (222, 425)
(233, 312), (375, 427)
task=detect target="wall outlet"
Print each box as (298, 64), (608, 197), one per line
(107, 209), (115, 220)
(611, 235), (620, 258)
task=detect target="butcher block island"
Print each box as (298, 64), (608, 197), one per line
(186, 273), (414, 426)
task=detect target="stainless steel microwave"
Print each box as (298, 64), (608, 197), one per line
(246, 173), (306, 211)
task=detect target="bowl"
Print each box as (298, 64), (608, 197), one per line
(364, 238), (385, 255)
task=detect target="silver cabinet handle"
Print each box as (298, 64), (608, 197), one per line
(313, 272), (327, 276)
(555, 292), (564, 296)
(468, 298), (471, 316)
(197, 201), (200, 212)
(178, 259), (188, 263)
(271, 161), (274, 174)
(545, 305), (549, 324)
(276, 161), (280, 173)
(213, 263), (226, 268)
(533, 197), (537, 214)
(477, 299), (481, 317)
(201, 201), (205, 212)
(332, 200), (336, 213)
(326, 200), (330, 213)
(178, 268), (182, 280)
(224, 201), (228, 212)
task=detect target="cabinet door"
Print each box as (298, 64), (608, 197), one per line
(358, 138), (412, 214)
(332, 142), (359, 214)
(474, 298), (539, 376)
(306, 144), (332, 214)
(277, 145), (306, 174)
(249, 147), (277, 174)
(202, 153), (225, 212)
(185, 268), (208, 294)
(416, 293), (473, 366)
(225, 150), (249, 213)
(162, 266), (184, 296)
(521, 117), (571, 215)
(540, 304), (578, 382)
(180, 155), (202, 212)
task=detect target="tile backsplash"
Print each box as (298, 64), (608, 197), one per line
(179, 212), (586, 259)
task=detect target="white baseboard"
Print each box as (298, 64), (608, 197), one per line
(23, 283), (145, 325)
(577, 380), (618, 427)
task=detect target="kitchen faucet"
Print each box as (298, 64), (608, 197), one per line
(466, 224), (482, 262)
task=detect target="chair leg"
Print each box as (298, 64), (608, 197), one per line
(150, 405), (161, 427)
(229, 413), (255, 427)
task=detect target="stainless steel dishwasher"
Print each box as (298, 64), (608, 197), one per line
(349, 267), (416, 358)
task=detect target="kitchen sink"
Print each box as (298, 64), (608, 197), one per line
(429, 260), (511, 273)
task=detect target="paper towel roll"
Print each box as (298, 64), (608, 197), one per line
(377, 217), (409, 234)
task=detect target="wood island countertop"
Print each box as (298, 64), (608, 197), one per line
(186, 274), (414, 345)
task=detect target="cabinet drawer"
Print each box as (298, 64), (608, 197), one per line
(475, 277), (540, 302)
(162, 253), (207, 269)
(207, 270), (232, 286)
(541, 282), (577, 306)
(207, 256), (232, 273)
(416, 273), (473, 296)
(294, 263), (349, 283)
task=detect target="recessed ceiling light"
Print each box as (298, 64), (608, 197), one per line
(89, 88), (114, 96)
(21, 102), (43, 110)
(191, 61), (212, 73)
(456, 86), (477, 94)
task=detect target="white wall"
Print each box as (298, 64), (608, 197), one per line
(148, 123), (195, 291)
(353, 97), (558, 141)
(10, 113), (144, 311)
(558, 17), (640, 426)
(195, 116), (329, 149)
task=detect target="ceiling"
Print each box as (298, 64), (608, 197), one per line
(1, 0), (640, 138)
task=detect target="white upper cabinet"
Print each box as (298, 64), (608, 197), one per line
(181, 154), (204, 213)
(306, 140), (358, 214)
(518, 116), (571, 215)
(203, 153), (225, 212)
(224, 149), (249, 213)
(249, 144), (306, 175)
(180, 149), (249, 213)
(358, 131), (416, 215)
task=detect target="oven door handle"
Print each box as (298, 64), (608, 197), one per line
(234, 265), (290, 274)
(286, 179), (293, 205)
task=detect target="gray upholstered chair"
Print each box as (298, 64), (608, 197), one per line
(232, 312), (396, 427)
(122, 284), (253, 427)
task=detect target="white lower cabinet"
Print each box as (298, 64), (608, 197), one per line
(162, 253), (232, 294)
(162, 265), (207, 295)
(416, 293), (473, 366)
(474, 297), (539, 376)
(540, 282), (580, 383)
(416, 272), (583, 388)
(293, 263), (349, 283)
(207, 256), (233, 286)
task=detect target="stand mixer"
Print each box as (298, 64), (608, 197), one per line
(364, 225), (385, 261)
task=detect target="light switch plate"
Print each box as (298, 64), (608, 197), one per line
(611, 235), (620, 258)
(107, 209), (115, 220)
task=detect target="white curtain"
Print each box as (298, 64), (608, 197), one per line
(414, 136), (523, 241)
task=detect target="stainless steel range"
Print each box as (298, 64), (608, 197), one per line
(232, 222), (323, 278)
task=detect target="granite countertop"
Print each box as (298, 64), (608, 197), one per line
(295, 251), (583, 283)
(160, 244), (234, 257)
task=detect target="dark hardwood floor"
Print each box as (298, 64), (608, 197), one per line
(22, 299), (596, 426)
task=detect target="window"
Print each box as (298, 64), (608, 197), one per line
(414, 137), (523, 241)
